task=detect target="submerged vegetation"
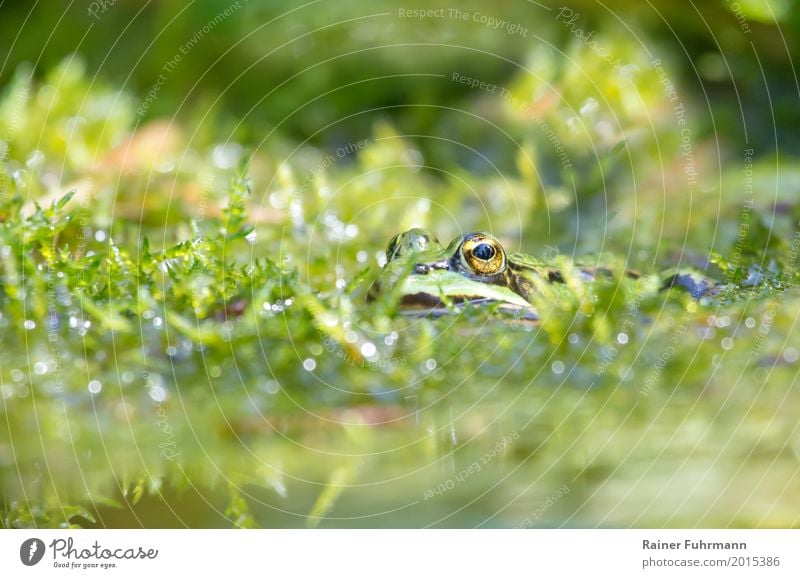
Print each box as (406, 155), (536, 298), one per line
(1, 1), (800, 528)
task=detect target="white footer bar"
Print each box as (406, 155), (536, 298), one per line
(1, 530), (798, 577)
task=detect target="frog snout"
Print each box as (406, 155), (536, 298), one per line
(412, 261), (450, 274)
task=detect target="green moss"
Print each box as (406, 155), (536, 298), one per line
(1, 30), (799, 529)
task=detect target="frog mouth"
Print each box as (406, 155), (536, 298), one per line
(397, 272), (538, 319)
(399, 292), (489, 307)
(398, 293), (539, 320)
(370, 264), (537, 319)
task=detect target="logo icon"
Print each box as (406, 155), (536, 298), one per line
(20, 538), (46, 566)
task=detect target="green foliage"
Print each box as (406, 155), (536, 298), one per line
(1, 3), (800, 528)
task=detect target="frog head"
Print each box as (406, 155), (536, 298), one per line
(370, 228), (535, 317)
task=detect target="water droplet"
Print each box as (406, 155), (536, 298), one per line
(568, 333), (579, 344)
(356, 250), (368, 263)
(416, 198), (431, 213)
(23, 320), (35, 330)
(88, 380), (102, 394)
(345, 224), (358, 238)
(361, 342), (376, 357)
(721, 337), (734, 350)
(579, 97), (599, 117)
(26, 149), (45, 169)
(303, 358), (317, 371)
(566, 116), (582, 134)
(345, 331), (358, 343)
(425, 358), (437, 371)
(209, 366), (222, 378)
(617, 332), (629, 345)
(245, 230), (257, 244)
(148, 385), (167, 402)
(212, 143), (243, 169)
(745, 317), (756, 328)
(551, 360), (565, 375)
(783, 348), (799, 363)
(715, 315), (731, 328)
(618, 63), (640, 79)
(94, 230), (107, 242)
(156, 159), (175, 173)
(269, 191), (288, 209)
(34, 362), (48, 375)
(10, 369), (24, 382)
(264, 380), (280, 394)
(12, 169), (29, 187)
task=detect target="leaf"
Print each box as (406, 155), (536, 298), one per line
(609, 138), (629, 155)
(306, 463), (357, 528)
(130, 479), (146, 505)
(55, 190), (76, 209)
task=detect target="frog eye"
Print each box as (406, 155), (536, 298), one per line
(459, 233), (506, 275)
(385, 229), (439, 262)
(385, 234), (401, 262)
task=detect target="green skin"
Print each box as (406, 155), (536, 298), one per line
(371, 228), (717, 319)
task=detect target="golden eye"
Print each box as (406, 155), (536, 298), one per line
(459, 233), (506, 275)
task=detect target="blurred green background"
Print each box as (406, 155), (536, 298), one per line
(1, 0), (799, 528)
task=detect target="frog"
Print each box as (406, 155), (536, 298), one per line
(369, 228), (719, 319)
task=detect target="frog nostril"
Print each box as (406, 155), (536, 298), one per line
(431, 261), (449, 270)
(413, 264), (429, 274)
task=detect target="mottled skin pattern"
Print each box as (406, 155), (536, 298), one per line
(371, 229), (718, 316)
